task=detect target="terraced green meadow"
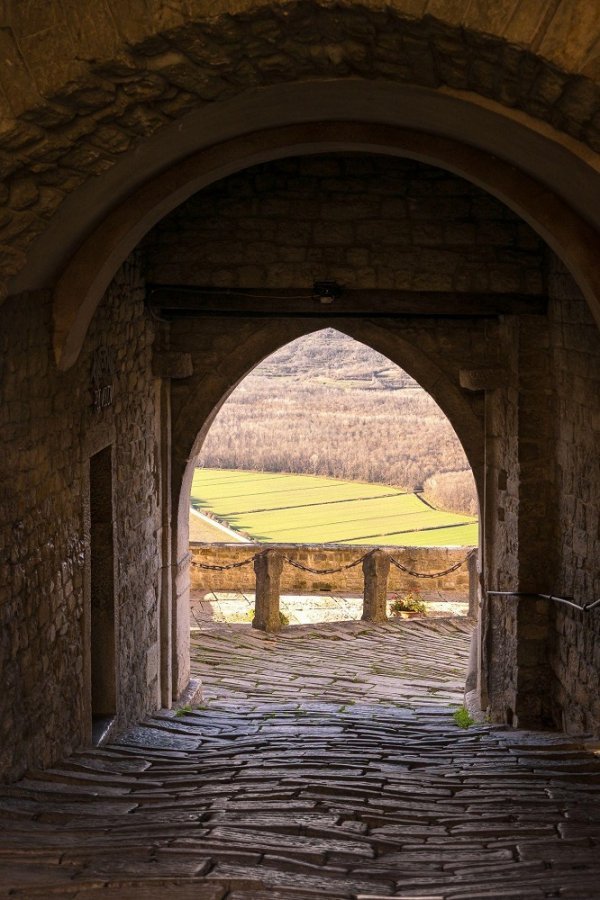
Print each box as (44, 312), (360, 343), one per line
(191, 469), (478, 547)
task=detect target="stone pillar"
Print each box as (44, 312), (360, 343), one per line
(516, 316), (558, 594)
(468, 552), (479, 619)
(486, 592), (554, 729)
(253, 549), (283, 632)
(514, 594), (554, 728)
(362, 550), (390, 623)
(510, 316), (556, 728)
(154, 349), (195, 708)
(157, 378), (173, 709)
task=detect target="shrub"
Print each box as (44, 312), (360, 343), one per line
(453, 706), (474, 728)
(389, 591), (426, 615)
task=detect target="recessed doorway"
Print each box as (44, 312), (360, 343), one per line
(89, 445), (117, 744)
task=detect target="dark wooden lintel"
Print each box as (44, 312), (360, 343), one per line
(147, 284), (547, 319)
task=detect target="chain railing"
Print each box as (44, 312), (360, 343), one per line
(191, 546), (476, 579)
(388, 547), (477, 579)
(280, 552), (373, 575)
(190, 552), (264, 571)
(190, 545), (478, 631)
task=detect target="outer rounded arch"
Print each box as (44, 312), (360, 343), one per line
(4, 2), (600, 309)
(53, 118), (600, 369)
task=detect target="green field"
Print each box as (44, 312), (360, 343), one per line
(191, 469), (478, 547)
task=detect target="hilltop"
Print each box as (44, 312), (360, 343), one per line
(256, 328), (416, 391)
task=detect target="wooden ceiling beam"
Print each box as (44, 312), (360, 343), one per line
(147, 284), (547, 319)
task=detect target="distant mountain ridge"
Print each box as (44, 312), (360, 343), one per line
(256, 329), (417, 390)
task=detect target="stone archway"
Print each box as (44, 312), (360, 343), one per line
(167, 316), (485, 699)
(137, 141), (578, 727)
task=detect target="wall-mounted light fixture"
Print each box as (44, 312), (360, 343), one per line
(313, 281), (343, 304)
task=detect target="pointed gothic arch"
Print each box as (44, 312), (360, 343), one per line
(174, 321), (483, 554)
(167, 319), (484, 690)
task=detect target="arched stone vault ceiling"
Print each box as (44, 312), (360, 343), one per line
(1, 0), (600, 289)
(50, 121), (600, 368)
(13, 82), (600, 293)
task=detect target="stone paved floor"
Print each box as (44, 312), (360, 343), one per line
(191, 591), (468, 625)
(1, 618), (600, 898)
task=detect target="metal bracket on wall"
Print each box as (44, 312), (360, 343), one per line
(487, 591), (600, 612)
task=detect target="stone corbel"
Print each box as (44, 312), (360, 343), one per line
(152, 351), (193, 379)
(459, 368), (507, 392)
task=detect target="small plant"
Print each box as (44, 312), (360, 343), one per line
(453, 706), (475, 729)
(230, 609), (254, 624)
(175, 704), (193, 718)
(389, 590), (426, 616)
(279, 611), (290, 626)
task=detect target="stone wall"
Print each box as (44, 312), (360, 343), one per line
(483, 309), (558, 727)
(547, 257), (600, 734)
(484, 254), (600, 732)
(190, 542), (474, 595)
(0, 256), (162, 782)
(145, 154), (544, 294)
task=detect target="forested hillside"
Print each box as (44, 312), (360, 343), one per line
(198, 329), (478, 515)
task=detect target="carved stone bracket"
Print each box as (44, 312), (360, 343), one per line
(152, 351), (193, 379)
(459, 367), (507, 391)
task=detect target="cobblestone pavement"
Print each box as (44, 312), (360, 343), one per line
(191, 591), (468, 626)
(2, 618), (600, 898)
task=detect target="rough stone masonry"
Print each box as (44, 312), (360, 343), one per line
(1, 1), (600, 786)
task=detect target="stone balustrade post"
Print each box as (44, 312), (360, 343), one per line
(468, 551), (479, 618)
(253, 549), (283, 632)
(362, 550), (390, 623)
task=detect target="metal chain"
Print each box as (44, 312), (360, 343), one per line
(281, 552), (373, 575)
(190, 552), (263, 571)
(190, 547), (476, 578)
(388, 548), (476, 579)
